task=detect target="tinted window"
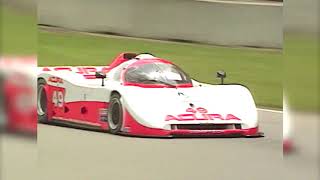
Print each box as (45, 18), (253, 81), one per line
(125, 63), (192, 85)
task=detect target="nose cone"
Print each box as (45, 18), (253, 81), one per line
(123, 87), (190, 129)
(122, 85), (257, 130)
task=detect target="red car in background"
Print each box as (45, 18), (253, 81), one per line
(0, 57), (37, 134)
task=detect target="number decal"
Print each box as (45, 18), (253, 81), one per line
(52, 90), (64, 107)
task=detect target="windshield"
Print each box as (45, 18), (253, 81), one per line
(124, 62), (192, 86)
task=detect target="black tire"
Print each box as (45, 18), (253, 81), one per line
(107, 93), (123, 134)
(37, 79), (49, 123)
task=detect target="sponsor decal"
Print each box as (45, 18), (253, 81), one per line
(99, 108), (108, 122)
(48, 76), (63, 83)
(52, 90), (64, 107)
(165, 107), (241, 121)
(43, 67), (109, 74)
(43, 67), (109, 79)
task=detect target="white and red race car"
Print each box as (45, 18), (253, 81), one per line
(37, 53), (263, 137)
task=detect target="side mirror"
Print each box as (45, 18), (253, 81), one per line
(95, 72), (106, 86)
(216, 71), (226, 84)
(95, 72), (106, 78)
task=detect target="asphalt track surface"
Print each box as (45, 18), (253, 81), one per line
(2, 110), (318, 180)
(35, 109), (284, 180)
(283, 112), (319, 180)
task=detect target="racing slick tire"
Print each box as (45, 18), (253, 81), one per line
(108, 93), (123, 134)
(37, 78), (49, 123)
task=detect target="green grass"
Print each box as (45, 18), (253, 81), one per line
(2, 4), (318, 111)
(39, 30), (282, 108)
(285, 34), (319, 111)
(0, 5), (37, 55)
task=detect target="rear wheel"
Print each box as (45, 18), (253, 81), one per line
(37, 79), (48, 123)
(108, 93), (123, 134)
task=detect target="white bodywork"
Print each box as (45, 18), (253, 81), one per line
(37, 61), (258, 130)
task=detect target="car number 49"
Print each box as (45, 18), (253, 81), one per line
(52, 90), (64, 107)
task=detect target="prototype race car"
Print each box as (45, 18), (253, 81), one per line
(37, 53), (263, 137)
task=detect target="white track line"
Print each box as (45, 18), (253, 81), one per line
(257, 108), (283, 114)
(196, 0), (283, 7)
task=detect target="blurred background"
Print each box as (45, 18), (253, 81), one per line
(284, 0), (319, 180)
(0, 0), (37, 180)
(1, 0), (319, 179)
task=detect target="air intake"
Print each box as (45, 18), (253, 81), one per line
(171, 124), (241, 130)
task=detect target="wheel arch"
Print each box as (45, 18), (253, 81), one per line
(37, 77), (50, 122)
(110, 90), (121, 98)
(37, 77), (49, 96)
(37, 77), (46, 83)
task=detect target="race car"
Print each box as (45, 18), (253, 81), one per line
(37, 52), (263, 137)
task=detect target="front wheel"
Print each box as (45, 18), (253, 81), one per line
(37, 79), (49, 123)
(107, 93), (123, 134)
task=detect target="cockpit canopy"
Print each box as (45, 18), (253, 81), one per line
(124, 60), (192, 87)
